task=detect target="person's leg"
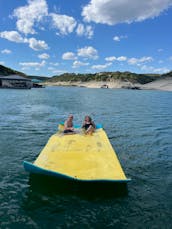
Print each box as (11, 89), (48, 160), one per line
(64, 129), (75, 134)
(86, 126), (95, 134)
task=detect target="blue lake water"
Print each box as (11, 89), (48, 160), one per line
(0, 86), (172, 228)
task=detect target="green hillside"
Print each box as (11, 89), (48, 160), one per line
(47, 71), (162, 85)
(161, 71), (172, 78)
(0, 65), (26, 77)
(0, 65), (49, 81)
(1, 64), (171, 84)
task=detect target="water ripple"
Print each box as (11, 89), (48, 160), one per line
(0, 87), (172, 228)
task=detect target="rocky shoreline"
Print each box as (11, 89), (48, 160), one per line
(42, 78), (172, 91)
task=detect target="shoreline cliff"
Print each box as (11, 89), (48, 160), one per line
(42, 78), (172, 91)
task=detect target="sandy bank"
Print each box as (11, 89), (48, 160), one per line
(43, 80), (139, 89)
(42, 78), (172, 91)
(140, 77), (172, 91)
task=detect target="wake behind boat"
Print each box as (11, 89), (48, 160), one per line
(23, 124), (131, 183)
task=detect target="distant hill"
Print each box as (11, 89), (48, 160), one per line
(27, 75), (50, 81)
(161, 71), (172, 78)
(0, 65), (26, 77)
(0, 65), (49, 81)
(1, 64), (171, 84)
(46, 71), (163, 85)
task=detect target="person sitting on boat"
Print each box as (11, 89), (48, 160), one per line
(82, 115), (95, 134)
(64, 114), (75, 134)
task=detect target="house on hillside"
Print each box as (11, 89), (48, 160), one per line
(0, 75), (32, 89)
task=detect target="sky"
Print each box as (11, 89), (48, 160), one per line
(0, 0), (172, 77)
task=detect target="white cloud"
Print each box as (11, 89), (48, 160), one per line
(140, 57), (153, 62)
(106, 55), (152, 65)
(50, 13), (77, 35)
(158, 48), (164, 52)
(76, 24), (94, 38)
(113, 36), (120, 42)
(141, 65), (169, 73)
(0, 61), (5, 65)
(0, 31), (48, 51)
(152, 67), (169, 73)
(82, 0), (172, 25)
(19, 60), (46, 67)
(50, 62), (59, 66)
(113, 35), (127, 42)
(76, 24), (84, 36)
(72, 61), (89, 68)
(0, 31), (25, 43)
(105, 56), (116, 62)
(85, 25), (94, 38)
(38, 53), (50, 59)
(1, 49), (12, 54)
(77, 46), (98, 59)
(13, 0), (48, 34)
(128, 56), (153, 65)
(35, 68), (41, 71)
(52, 69), (66, 75)
(27, 38), (49, 51)
(117, 56), (127, 61)
(48, 67), (55, 71)
(92, 62), (112, 70)
(62, 52), (76, 60)
(128, 58), (139, 65)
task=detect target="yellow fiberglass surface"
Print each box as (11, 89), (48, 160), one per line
(33, 127), (129, 182)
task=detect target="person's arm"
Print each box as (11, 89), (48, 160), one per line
(91, 121), (96, 129)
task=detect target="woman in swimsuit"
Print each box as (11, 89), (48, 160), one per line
(82, 115), (95, 134)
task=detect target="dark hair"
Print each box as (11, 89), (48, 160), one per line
(85, 115), (92, 122)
